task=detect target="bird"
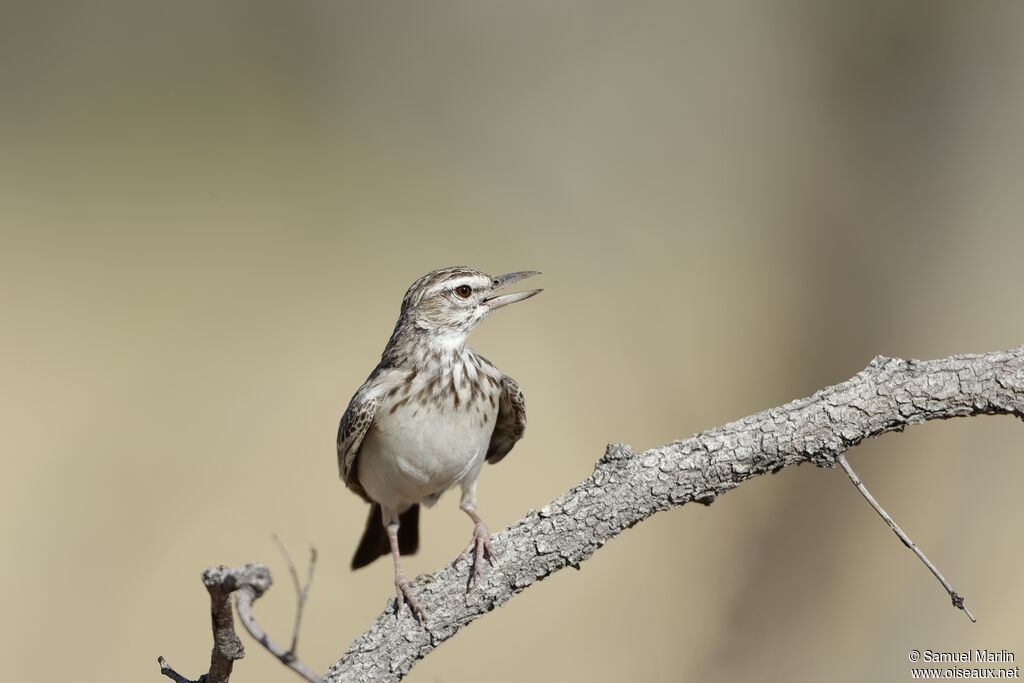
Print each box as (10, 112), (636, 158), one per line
(337, 266), (541, 619)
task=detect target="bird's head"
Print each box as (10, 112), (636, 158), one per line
(397, 266), (542, 348)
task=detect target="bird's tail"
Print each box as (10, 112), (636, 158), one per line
(351, 503), (419, 570)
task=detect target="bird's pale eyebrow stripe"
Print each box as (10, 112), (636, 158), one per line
(425, 275), (488, 296)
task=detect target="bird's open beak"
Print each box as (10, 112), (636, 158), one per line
(484, 271), (543, 311)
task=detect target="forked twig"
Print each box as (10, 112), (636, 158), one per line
(157, 562), (322, 683)
(837, 454), (976, 622)
(272, 534), (319, 657)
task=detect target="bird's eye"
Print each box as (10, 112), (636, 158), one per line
(454, 285), (473, 299)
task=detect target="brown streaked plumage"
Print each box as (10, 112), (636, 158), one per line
(336, 266), (541, 620)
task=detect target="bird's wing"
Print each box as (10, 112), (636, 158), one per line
(337, 385), (382, 502)
(485, 375), (527, 464)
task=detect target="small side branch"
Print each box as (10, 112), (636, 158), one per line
(836, 454), (976, 622)
(157, 656), (202, 683)
(272, 534), (319, 658)
(157, 563), (322, 683)
(234, 560), (323, 683)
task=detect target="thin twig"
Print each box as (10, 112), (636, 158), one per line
(837, 454), (976, 622)
(234, 575), (324, 683)
(157, 656), (202, 683)
(157, 563), (323, 683)
(272, 534), (319, 657)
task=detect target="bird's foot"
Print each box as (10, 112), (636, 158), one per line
(394, 573), (426, 622)
(463, 521), (497, 584)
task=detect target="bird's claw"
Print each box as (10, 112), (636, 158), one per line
(464, 521), (497, 584)
(394, 573), (426, 621)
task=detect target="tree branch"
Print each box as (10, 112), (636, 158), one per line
(157, 656), (202, 683)
(271, 535), (319, 658)
(234, 558), (323, 683)
(159, 566), (249, 683)
(159, 564), (322, 683)
(325, 346), (1024, 682)
(836, 453), (976, 622)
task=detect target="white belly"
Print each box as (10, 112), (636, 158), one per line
(358, 397), (497, 509)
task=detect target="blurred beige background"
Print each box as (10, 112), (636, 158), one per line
(2, 2), (1023, 682)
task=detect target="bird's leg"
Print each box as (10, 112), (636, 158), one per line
(385, 514), (426, 621)
(459, 482), (496, 583)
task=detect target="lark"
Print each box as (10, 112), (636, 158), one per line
(337, 267), (541, 619)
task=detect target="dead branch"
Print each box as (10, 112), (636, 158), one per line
(837, 454), (976, 622)
(234, 554), (323, 683)
(324, 346), (1024, 682)
(158, 566), (248, 683)
(158, 347), (1024, 683)
(271, 535), (319, 657)
(157, 563), (322, 683)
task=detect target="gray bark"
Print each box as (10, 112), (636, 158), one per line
(160, 566), (255, 683)
(326, 347), (1024, 682)
(160, 561), (323, 683)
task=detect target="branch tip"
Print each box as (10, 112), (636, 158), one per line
(271, 534), (320, 660)
(837, 454), (977, 623)
(158, 656), (202, 683)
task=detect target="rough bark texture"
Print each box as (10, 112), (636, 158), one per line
(204, 566), (248, 682)
(326, 347), (1024, 683)
(161, 564), (325, 683)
